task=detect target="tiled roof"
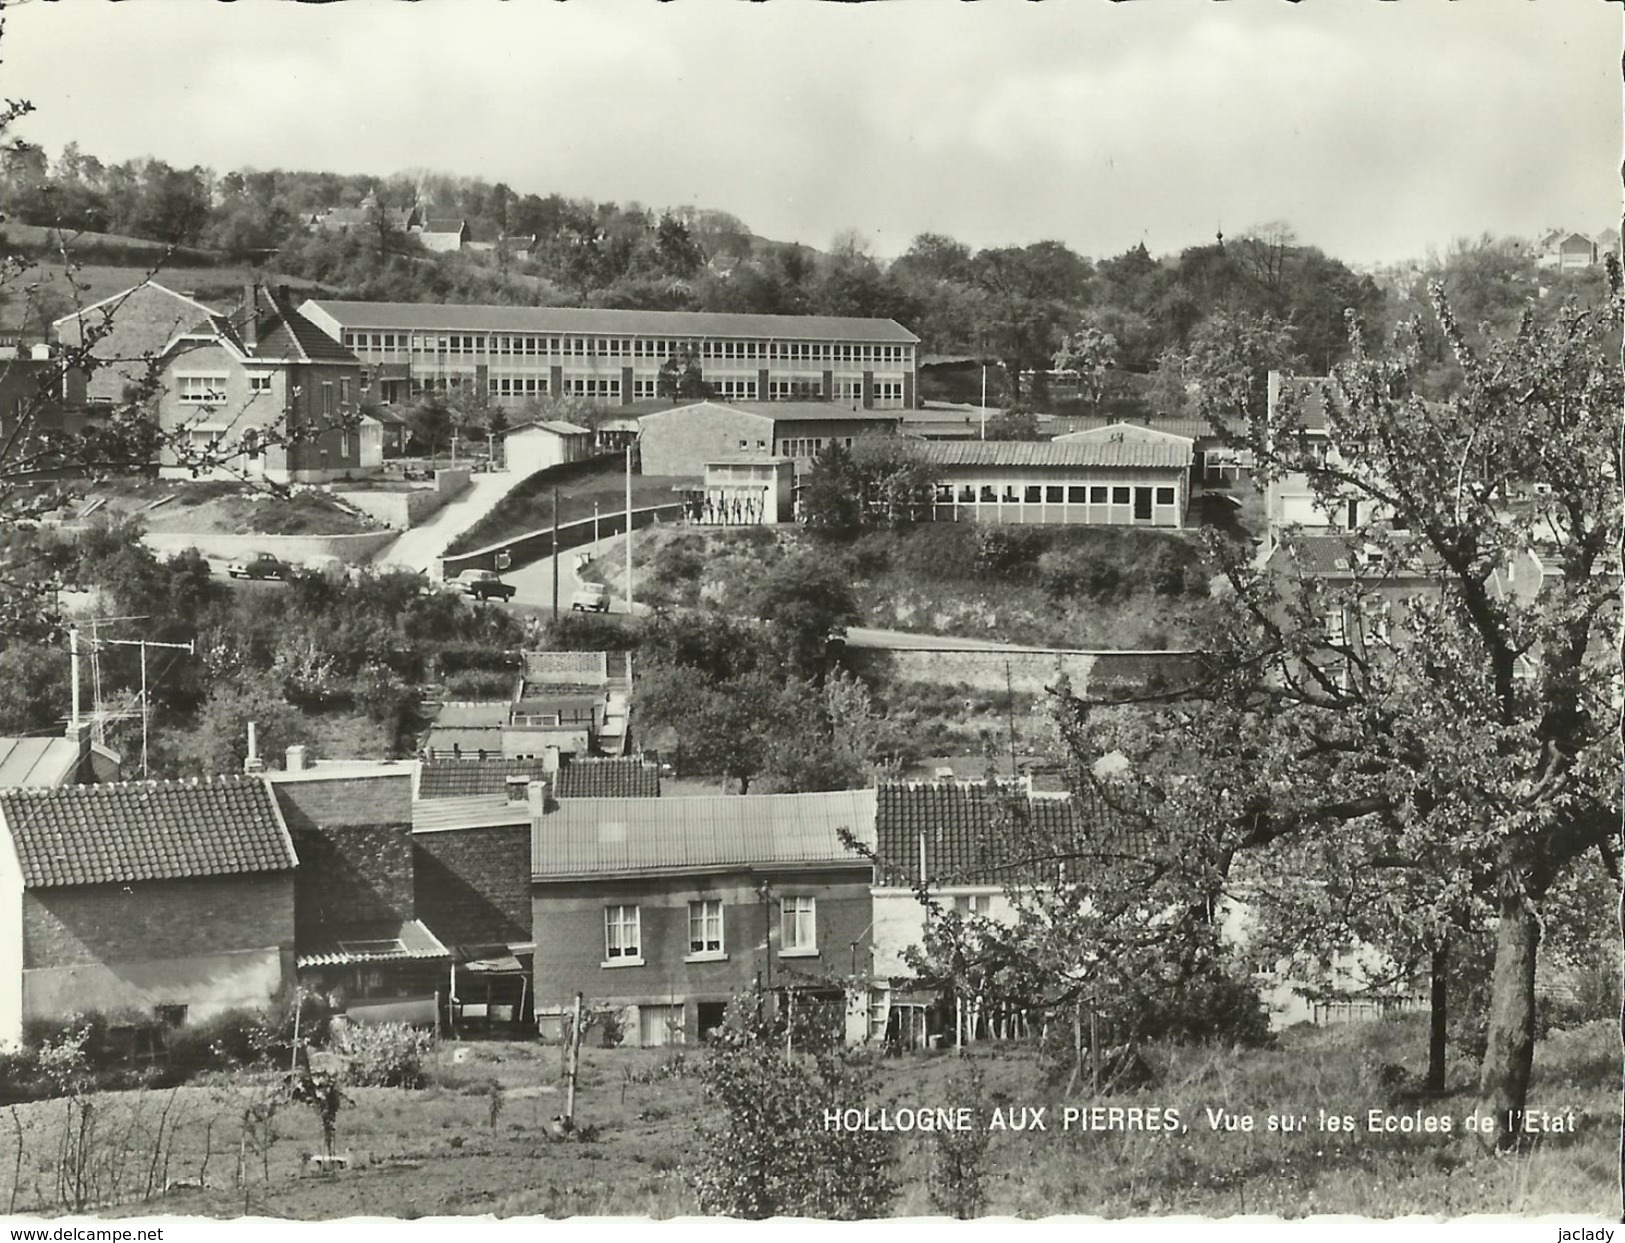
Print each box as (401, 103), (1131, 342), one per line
(915, 437), (1192, 471)
(0, 737), (83, 789)
(532, 789), (877, 881)
(872, 781), (1138, 888)
(557, 758), (659, 799)
(296, 919), (450, 969)
(0, 776), (297, 889)
(302, 300), (920, 344)
(1269, 535), (1442, 579)
(416, 757), (655, 801)
(54, 282), (224, 404)
(241, 288), (358, 365)
(1270, 375), (1332, 432)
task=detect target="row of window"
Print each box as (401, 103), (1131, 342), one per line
(604, 897), (818, 964)
(932, 483), (1179, 506)
(779, 436), (856, 458)
(343, 331), (914, 366)
(176, 374), (351, 411)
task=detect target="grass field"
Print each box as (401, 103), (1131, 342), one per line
(0, 1017), (1611, 1220)
(445, 457), (693, 555)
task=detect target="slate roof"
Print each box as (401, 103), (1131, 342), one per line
(302, 301), (920, 344)
(872, 781), (1142, 888)
(296, 919), (450, 969)
(0, 775), (297, 889)
(915, 437), (1192, 471)
(237, 287), (358, 365)
(531, 789), (877, 881)
(0, 737), (83, 789)
(417, 757), (659, 800)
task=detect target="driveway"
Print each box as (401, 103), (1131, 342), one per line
(370, 470), (535, 575)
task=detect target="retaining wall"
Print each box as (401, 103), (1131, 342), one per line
(859, 647), (1207, 697)
(440, 503), (686, 579)
(141, 530), (397, 565)
(335, 468), (471, 530)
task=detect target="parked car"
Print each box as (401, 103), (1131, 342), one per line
(571, 581), (609, 613)
(459, 569), (517, 602)
(227, 551), (291, 581)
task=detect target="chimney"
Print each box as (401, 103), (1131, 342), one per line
(241, 284), (259, 352)
(527, 777), (554, 814)
(243, 722), (265, 774)
(286, 744), (307, 773)
(542, 745), (561, 775)
(65, 718), (93, 782)
(276, 284), (291, 309)
(505, 774), (530, 806)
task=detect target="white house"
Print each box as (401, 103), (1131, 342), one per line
(503, 419), (595, 479)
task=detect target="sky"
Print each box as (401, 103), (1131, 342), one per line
(1, 0), (1619, 268)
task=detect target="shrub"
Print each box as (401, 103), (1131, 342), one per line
(926, 1062), (992, 1219)
(336, 1022), (434, 1088)
(688, 989), (896, 1220)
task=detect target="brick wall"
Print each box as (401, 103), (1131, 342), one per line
(23, 872), (295, 969)
(414, 825), (531, 948)
(274, 775), (415, 934)
(532, 867), (872, 1017)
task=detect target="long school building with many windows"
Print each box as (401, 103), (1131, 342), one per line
(298, 301), (920, 412)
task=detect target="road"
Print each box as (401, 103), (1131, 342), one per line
(843, 626), (1090, 653)
(371, 469), (537, 575)
(501, 531), (650, 618)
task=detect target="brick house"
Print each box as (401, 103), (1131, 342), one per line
(531, 788), (877, 1047)
(423, 651), (634, 760)
(154, 283), (370, 484)
(267, 757), (451, 1025)
(0, 776), (298, 1046)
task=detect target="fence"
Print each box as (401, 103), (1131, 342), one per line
(1310, 995), (1428, 1026)
(439, 502), (686, 580)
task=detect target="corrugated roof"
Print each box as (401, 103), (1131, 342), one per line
(0, 775), (297, 889)
(1053, 415), (1217, 441)
(413, 794), (533, 835)
(645, 401), (904, 427)
(532, 789), (877, 880)
(302, 301), (919, 344)
(296, 919), (450, 969)
(1054, 422), (1195, 447)
(509, 419), (592, 437)
(915, 438), (1192, 471)
(0, 737), (82, 789)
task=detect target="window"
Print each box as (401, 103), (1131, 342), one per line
(153, 1004), (188, 1028)
(1155, 486), (1176, 506)
(688, 899), (724, 957)
(1111, 486), (1130, 505)
(1068, 486), (1086, 503)
(1089, 485), (1107, 504)
(248, 373), (272, 394)
(322, 383), (335, 416)
(781, 896), (817, 956)
(177, 374), (228, 405)
(1024, 485), (1042, 503)
(953, 895), (992, 917)
(604, 905), (641, 964)
(1046, 486), (1064, 503)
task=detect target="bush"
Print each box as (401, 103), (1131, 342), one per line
(336, 1022), (434, 1088)
(926, 1062), (991, 1219)
(688, 989), (895, 1220)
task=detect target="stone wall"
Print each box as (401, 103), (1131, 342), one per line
(335, 468), (471, 530)
(141, 530), (396, 565)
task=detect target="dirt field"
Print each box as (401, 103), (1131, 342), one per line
(73, 481), (382, 537)
(0, 1018), (1612, 1220)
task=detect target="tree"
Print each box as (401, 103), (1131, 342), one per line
(798, 436), (935, 536)
(172, 677), (317, 777)
(1195, 266), (1621, 1150)
(969, 242), (1091, 400)
(748, 550), (859, 683)
(656, 348), (710, 401)
(1052, 317), (1119, 414)
(406, 395), (453, 458)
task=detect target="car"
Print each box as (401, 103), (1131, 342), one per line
(459, 569), (517, 602)
(227, 551), (291, 581)
(571, 581), (609, 613)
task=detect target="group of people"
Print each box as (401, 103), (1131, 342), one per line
(685, 490), (767, 526)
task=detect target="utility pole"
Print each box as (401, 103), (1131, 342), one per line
(624, 444), (634, 616)
(564, 991), (584, 1128)
(103, 637), (195, 778)
(551, 486), (560, 621)
(981, 366), (987, 440)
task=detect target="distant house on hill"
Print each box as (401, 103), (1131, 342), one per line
(415, 218), (471, 253)
(1537, 231), (1600, 272)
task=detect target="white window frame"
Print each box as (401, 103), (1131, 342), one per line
(247, 372), (273, 394)
(687, 899), (725, 960)
(780, 896), (817, 957)
(176, 373), (229, 405)
(604, 904), (642, 966)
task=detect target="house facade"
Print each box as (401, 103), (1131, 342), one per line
(637, 401), (903, 479)
(531, 789), (878, 1047)
(913, 434), (1193, 528)
(0, 776), (298, 1046)
(53, 281), (221, 410)
(502, 419), (596, 477)
(154, 284), (370, 484)
(297, 300), (920, 412)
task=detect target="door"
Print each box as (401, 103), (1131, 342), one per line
(1133, 487), (1153, 521)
